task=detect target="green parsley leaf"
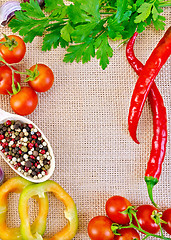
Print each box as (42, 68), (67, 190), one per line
(67, 3), (92, 24)
(71, 22), (98, 43)
(82, 43), (95, 63)
(107, 18), (124, 39)
(20, 0), (45, 18)
(45, 0), (65, 12)
(8, 0), (171, 69)
(115, 0), (128, 23)
(61, 23), (74, 42)
(76, 0), (101, 20)
(63, 42), (90, 63)
(134, 2), (152, 23)
(153, 15), (166, 30)
(95, 32), (113, 70)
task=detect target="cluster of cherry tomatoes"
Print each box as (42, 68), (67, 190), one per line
(88, 195), (171, 240)
(0, 35), (54, 116)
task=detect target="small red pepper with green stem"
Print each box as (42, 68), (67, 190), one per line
(126, 33), (167, 207)
(128, 26), (171, 144)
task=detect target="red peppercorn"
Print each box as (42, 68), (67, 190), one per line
(7, 155), (12, 160)
(19, 150), (22, 154)
(30, 155), (35, 159)
(35, 143), (38, 147)
(6, 120), (11, 126)
(28, 143), (34, 149)
(44, 170), (48, 175)
(12, 144), (16, 148)
(8, 131), (11, 134)
(14, 164), (18, 169)
(36, 132), (41, 137)
(19, 144), (22, 148)
(0, 135), (4, 140)
(32, 135), (37, 139)
(35, 163), (38, 167)
(24, 167), (29, 172)
(28, 124), (33, 128)
(40, 150), (45, 154)
(2, 143), (6, 148)
(1, 149), (5, 153)
(17, 162), (21, 167)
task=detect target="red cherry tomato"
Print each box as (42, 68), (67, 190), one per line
(162, 208), (171, 235)
(10, 87), (38, 116)
(133, 205), (160, 234)
(88, 216), (115, 240)
(0, 35), (26, 64)
(28, 64), (54, 92)
(114, 228), (140, 240)
(0, 65), (21, 95)
(105, 196), (131, 225)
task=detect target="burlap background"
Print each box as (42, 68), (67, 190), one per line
(0, 1), (170, 239)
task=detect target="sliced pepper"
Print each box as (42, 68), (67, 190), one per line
(19, 180), (78, 240)
(0, 176), (49, 240)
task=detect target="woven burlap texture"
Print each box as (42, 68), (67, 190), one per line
(0, 1), (170, 239)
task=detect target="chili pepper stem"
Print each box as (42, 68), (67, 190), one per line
(145, 176), (159, 208)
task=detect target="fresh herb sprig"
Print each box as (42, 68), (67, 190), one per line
(9, 0), (171, 69)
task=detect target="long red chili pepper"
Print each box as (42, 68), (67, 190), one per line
(126, 33), (167, 207)
(128, 27), (171, 144)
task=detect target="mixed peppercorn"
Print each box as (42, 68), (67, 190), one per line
(0, 120), (51, 179)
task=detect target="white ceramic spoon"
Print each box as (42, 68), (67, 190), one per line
(0, 109), (55, 183)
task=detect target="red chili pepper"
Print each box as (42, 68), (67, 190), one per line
(126, 33), (167, 207)
(128, 27), (171, 144)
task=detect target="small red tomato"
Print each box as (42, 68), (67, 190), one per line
(114, 228), (140, 240)
(106, 196), (131, 225)
(28, 64), (54, 92)
(162, 208), (171, 235)
(0, 35), (26, 64)
(88, 216), (115, 240)
(10, 87), (38, 116)
(133, 205), (160, 234)
(0, 65), (21, 95)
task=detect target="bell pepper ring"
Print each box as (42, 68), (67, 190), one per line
(0, 176), (49, 240)
(19, 180), (78, 240)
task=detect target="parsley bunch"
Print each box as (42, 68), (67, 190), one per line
(9, 0), (171, 69)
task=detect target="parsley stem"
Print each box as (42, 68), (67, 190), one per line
(158, 1), (171, 7)
(100, 12), (114, 14)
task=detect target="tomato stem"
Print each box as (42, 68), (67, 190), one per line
(0, 55), (21, 95)
(16, 64), (40, 82)
(0, 34), (18, 51)
(113, 205), (171, 240)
